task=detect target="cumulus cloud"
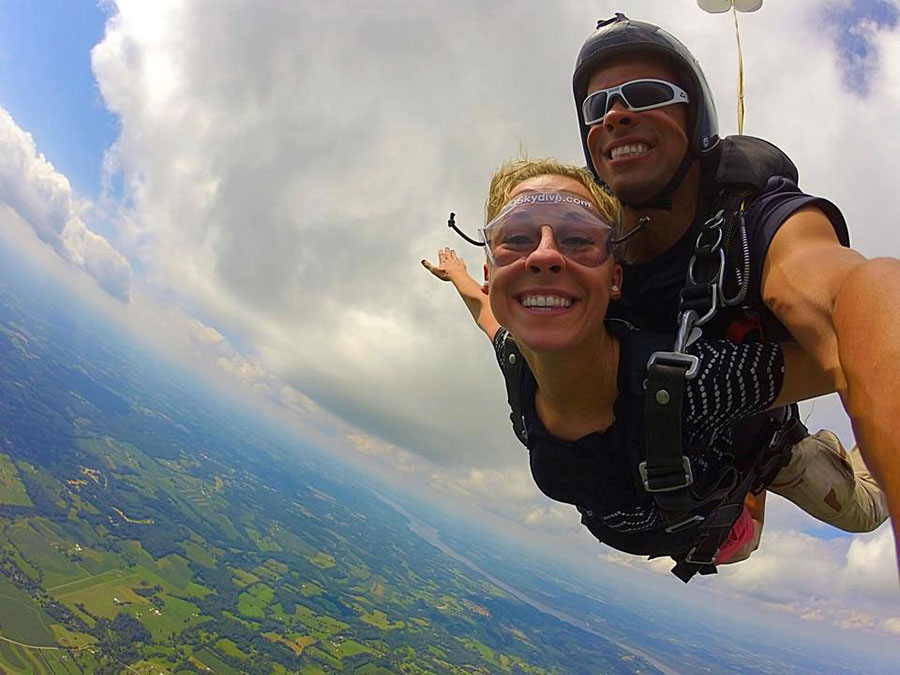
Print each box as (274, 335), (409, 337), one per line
(86, 0), (900, 469)
(820, 0), (900, 94)
(590, 525), (900, 635)
(711, 527), (899, 633)
(0, 108), (132, 301)
(345, 433), (419, 475)
(89, 0), (593, 466)
(71, 0), (900, 630)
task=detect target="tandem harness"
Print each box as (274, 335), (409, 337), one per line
(642, 136), (808, 582)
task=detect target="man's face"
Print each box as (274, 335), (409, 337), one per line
(585, 55), (690, 205)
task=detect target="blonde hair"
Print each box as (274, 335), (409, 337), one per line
(485, 158), (621, 234)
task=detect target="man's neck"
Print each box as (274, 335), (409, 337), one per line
(619, 162), (702, 264)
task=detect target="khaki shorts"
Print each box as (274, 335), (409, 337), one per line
(768, 429), (889, 533)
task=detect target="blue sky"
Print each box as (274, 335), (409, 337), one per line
(0, 0), (115, 198)
(822, 0), (900, 93)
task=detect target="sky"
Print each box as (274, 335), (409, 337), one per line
(1, 0), (899, 643)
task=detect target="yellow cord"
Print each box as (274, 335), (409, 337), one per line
(733, 6), (745, 135)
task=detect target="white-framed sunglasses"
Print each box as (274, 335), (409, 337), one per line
(582, 78), (689, 125)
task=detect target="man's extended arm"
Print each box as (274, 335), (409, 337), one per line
(762, 206), (900, 563)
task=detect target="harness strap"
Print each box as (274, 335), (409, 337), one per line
(644, 168), (801, 582)
(641, 359), (695, 518)
(630, 137), (804, 580)
(496, 331), (529, 446)
(670, 414), (808, 583)
(639, 184), (752, 526)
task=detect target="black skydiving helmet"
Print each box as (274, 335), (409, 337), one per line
(573, 13), (720, 210)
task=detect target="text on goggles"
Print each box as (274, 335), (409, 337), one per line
(478, 191), (614, 267)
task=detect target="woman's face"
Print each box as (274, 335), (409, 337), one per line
(486, 174), (622, 355)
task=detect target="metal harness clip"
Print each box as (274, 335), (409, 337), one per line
(638, 456), (694, 493)
(684, 543), (720, 566)
(664, 514), (705, 534)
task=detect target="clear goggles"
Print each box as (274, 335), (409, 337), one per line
(582, 78), (689, 125)
(477, 190), (614, 268)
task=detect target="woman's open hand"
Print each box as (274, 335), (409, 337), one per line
(422, 247), (498, 340)
(422, 248), (471, 284)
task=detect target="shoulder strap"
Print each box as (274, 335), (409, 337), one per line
(619, 321), (696, 514)
(496, 330), (530, 446)
(683, 135), (799, 323)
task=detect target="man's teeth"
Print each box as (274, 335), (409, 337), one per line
(610, 142), (649, 160)
(521, 295), (572, 308)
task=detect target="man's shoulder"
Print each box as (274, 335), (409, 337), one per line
(705, 135), (799, 196)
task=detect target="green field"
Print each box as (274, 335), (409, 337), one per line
(156, 553), (193, 589)
(179, 540), (216, 568)
(0, 639), (100, 675)
(0, 272), (695, 675)
(237, 582), (274, 619)
(321, 637), (377, 659)
(135, 593), (206, 641)
(216, 637), (250, 660)
(46, 568), (122, 594)
(0, 575), (55, 646)
(293, 604), (349, 636)
(7, 521), (89, 589)
(0, 452), (32, 506)
(51, 624), (97, 649)
(193, 647), (242, 675)
(54, 570), (146, 619)
(359, 609), (404, 631)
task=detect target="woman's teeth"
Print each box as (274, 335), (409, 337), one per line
(521, 295), (572, 308)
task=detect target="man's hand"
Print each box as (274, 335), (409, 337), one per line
(422, 247), (472, 284)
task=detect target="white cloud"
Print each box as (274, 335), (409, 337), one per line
(84, 0), (900, 470)
(0, 108), (132, 301)
(524, 504), (581, 531)
(843, 525), (898, 596)
(712, 526), (899, 633)
(88, 0), (598, 466)
(438, 466), (538, 504)
(884, 617), (900, 635)
(597, 548), (673, 576)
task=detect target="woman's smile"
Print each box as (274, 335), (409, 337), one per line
(518, 292), (576, 310)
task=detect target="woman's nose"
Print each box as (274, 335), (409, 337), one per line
(527, 226), (564, 274)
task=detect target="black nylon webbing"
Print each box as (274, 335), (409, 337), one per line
(642, 361), (695, 516)
(669, 416), (809, 583)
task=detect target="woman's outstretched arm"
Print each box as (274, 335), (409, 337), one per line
(422, 248), (500, 341)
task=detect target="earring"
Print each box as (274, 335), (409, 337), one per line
(611, 285), (619, 292)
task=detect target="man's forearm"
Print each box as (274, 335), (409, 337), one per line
(832, 257), (900, 559)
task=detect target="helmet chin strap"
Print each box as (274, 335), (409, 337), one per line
(618, 151), (695, 211)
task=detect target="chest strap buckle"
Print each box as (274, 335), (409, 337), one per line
(664, 514), (705, 534)
(646, 351), (700, 380)
(638, 456), (694, 492)
(685, 543), (720, 566)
